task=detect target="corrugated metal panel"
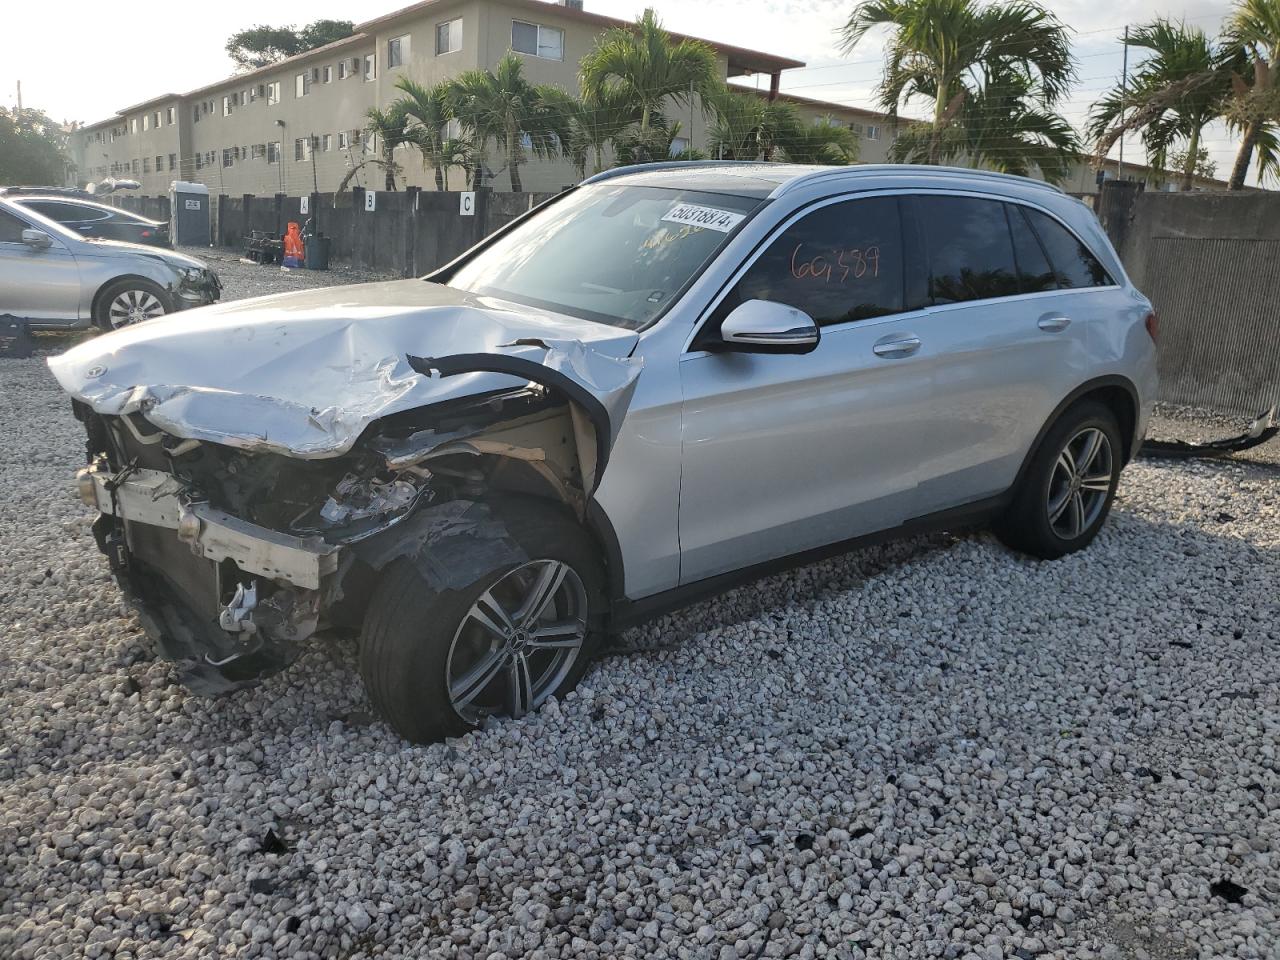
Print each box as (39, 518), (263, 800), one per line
(1146, 237), (1280, 417)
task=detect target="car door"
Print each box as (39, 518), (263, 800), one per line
(677, 194), (936, 583)
(902, 193), (1097, 515)
(0, 207), (83, 323)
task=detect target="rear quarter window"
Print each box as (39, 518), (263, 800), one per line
(1022, 207), (1114, 288)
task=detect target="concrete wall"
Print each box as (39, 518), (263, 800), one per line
(1103, 184), (1280, 417)
(119, 188), (555, 277)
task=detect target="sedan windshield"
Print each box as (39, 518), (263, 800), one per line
(446, 184), (761, 330)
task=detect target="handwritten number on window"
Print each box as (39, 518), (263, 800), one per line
(790, 244), (880, 283)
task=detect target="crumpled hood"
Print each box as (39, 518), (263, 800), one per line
(48, 279), (642, 459)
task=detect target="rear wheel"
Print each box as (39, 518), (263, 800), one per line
(358, 502), (605, 743)
(995, 401), (1122, 559)
(94, 278), (171, 330)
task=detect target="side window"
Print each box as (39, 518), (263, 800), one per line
(29, 201), (99, 223)
(916, 195), (1019, 303)
(725, 196), (905, 328)
(1007, 204), (1056, 293)
(0, 209), (26, 243)
(1023, 208), (1114, 288)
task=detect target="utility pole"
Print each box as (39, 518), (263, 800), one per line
(16, 80), (22, 113)
(1117, 25), (1129, 181)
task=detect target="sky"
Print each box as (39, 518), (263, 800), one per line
(0, 0), (1256, 184)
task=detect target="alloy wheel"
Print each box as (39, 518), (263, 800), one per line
(446, 559), (588, 723)
(108, 289), (166, 328)
(1046, 427), (1114, 540)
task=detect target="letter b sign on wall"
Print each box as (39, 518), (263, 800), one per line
(364, 190), (377, 212)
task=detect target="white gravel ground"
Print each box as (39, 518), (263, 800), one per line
(2, 266), (1278, 959)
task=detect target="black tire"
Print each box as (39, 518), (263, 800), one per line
(93, 278), (172, 331)
(995, 401), (1123, 560)
(358, 500), (606, 743)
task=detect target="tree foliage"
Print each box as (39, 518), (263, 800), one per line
(841, 0), (1078, 181)
(1222, 0), (1280, 187)
(580, 8), (720, 134)
(1087, 20), (1231, 190)
(0, 107), (70, 185)
(225, 20), (354, 71)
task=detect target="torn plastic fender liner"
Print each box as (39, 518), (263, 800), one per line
(407, 338), (642, 497)
(1139, 405), (1278, 460)
(349, 498), (529, 593)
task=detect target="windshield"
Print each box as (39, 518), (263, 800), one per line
(446, 184), (761, 330)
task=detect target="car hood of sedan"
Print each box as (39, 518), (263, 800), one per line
(48, 279), (642, 459)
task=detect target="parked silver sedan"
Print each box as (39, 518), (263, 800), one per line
(0, 196), (219, 330)
(50, 163), (1157, 743)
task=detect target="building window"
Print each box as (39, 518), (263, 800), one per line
(866, 124), (880, 141)
(321, 133), (333, 152)
(295, 137), (312, 162)
(511, 20), (563, 60)
(443, 118), (462, 141)
(338, 59), (349, 80)
(194, 154), (202, 170)
(223, 95), (233, 117)
(223, 148), (234, 168)
(363, 53), (376, 81)
(295, 73), (311, 98)
(267, 142), (281, 164)
(193, 107), (200, 124)
(166, 106), (176, 124)
(322, 65), (332, 83)
(436, 18), (463, 55)
(155, 155), (163, 171)
(154, 111), (162, 127)
(142, 114), (150, 131)
(267, 81), (281, 105)
(168, 153), (176, 170)
(669, 136), (689, 156)
(338, 130), (350, 149)
(142, 157), (151, 173)
(388, 35), (410, 68)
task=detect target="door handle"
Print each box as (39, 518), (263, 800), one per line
(872, 334), (922, 358)
(1038, 313), (1071, 332)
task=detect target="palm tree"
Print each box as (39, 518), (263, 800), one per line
(580, 8), (719, 136)
(363, 103), (414, 191)
(541, 87), (640, 178)
(394, 77), (452, 190)
(705, 86), (804, 160)
(1222, 0), (1280, 188)
(777, 119), (861, 163)
(841, 0), (1076, 175)
(1087, 21), (1229, 190)
(956, 66), (1078, 179)
(449, 54), (564, 192)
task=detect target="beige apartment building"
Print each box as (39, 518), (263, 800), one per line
(70, 0), (812, 196)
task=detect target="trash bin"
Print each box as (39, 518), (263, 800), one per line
(305, 234), (331, 270)
(169, 181), (210, 246)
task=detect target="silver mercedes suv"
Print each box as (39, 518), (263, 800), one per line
(50, 163), (1157, 742)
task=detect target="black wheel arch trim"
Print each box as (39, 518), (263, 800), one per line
(1012, 375), (1141, 492)
(406, 352), (616, 498)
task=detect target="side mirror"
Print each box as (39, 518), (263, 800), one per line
(21, 229), (54, 250)
(719, 299), (819, 355)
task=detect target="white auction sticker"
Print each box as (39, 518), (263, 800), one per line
(661, 202), (744, 233)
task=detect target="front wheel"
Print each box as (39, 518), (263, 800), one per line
(995, 401), (1122, 560)
(93, 278), (172, 330)
(358, 502), (605, 743)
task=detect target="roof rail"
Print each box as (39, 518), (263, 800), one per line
(768, 164), (1065, 198)
(580, 160), (771, 185)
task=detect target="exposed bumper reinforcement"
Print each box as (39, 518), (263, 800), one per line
(78, 463), (339, 590)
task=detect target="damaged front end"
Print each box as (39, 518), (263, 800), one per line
(71, 353), (632, 694)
